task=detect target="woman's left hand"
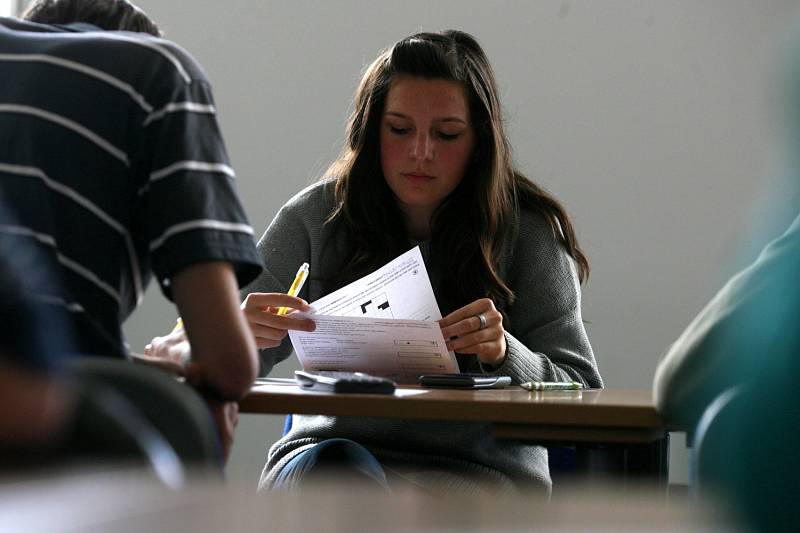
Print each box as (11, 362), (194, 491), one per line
(438, 298), (507, 367)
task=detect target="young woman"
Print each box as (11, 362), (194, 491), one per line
(241, 30), (603, 494)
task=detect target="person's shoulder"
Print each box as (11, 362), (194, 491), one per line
(263, 179), (337, 242)
(1, 19), (209, 86)
(0, 16), (48, 34)
(81, 31), (209, 84)
(766, 211), (800, 258)
(121, 32), (209, 83)
(505, 203), (576, 282)
(280, 179), (338, 214)
(516, 204), (561, 246)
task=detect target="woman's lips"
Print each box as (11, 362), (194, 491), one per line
(403, 172), (435, 185)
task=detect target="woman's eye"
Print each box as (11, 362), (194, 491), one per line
(389, 125), (410, 135)
(437, 131), (461, 141)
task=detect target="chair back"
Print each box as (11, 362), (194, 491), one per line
(67, 358), (221, 478)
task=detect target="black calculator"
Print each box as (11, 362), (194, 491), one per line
(294, 370), (396, 394)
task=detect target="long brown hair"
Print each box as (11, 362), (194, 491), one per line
(325, 30), (588, 308)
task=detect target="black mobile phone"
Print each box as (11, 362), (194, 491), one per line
(418, 373), (511, 389)
(294, 370), (396, 394)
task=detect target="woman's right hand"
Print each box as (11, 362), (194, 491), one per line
(144, 292), (315, 361)
(241, 292), (316, 349)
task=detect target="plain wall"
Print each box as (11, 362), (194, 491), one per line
(115, 0), (800, 486)
(1, 1), (18, 17)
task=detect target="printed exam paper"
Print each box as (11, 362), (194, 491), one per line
(288, 247), (458, 381)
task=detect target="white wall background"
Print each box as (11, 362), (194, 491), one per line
(1, 0), (19, 17)
(111, 0), (800, 487)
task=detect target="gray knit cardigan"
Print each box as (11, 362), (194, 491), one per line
(246, 180), (603, 494)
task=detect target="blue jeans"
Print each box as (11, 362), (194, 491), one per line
(273, 438), (389, 490)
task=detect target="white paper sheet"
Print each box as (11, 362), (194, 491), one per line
(288, 247), (459, 381)
(288, 315), (456, 382)
(309, 246), (442, 321)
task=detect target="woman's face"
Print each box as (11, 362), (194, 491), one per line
(380, 76), (476, 225)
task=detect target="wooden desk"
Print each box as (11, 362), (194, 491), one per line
(240, 385), (669, 483)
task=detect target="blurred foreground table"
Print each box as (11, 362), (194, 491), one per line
(0, 469), (735, 533)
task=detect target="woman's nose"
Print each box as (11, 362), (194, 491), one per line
(411, 132), (434, 161)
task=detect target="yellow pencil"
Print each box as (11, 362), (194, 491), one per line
(277, 263), (309, 316)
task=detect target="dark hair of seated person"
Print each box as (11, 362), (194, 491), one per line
(22, 0), (161, 37)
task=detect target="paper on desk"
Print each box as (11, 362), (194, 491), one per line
(288, 246), (459, 381)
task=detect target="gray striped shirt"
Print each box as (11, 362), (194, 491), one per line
(0, 18), (261, 357)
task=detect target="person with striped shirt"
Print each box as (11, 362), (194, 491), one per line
(0, 0), (309, 457)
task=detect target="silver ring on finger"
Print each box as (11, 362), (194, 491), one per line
(475, 313), (487, 331)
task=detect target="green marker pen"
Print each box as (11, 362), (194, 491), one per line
(520, 381), (583, 391)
